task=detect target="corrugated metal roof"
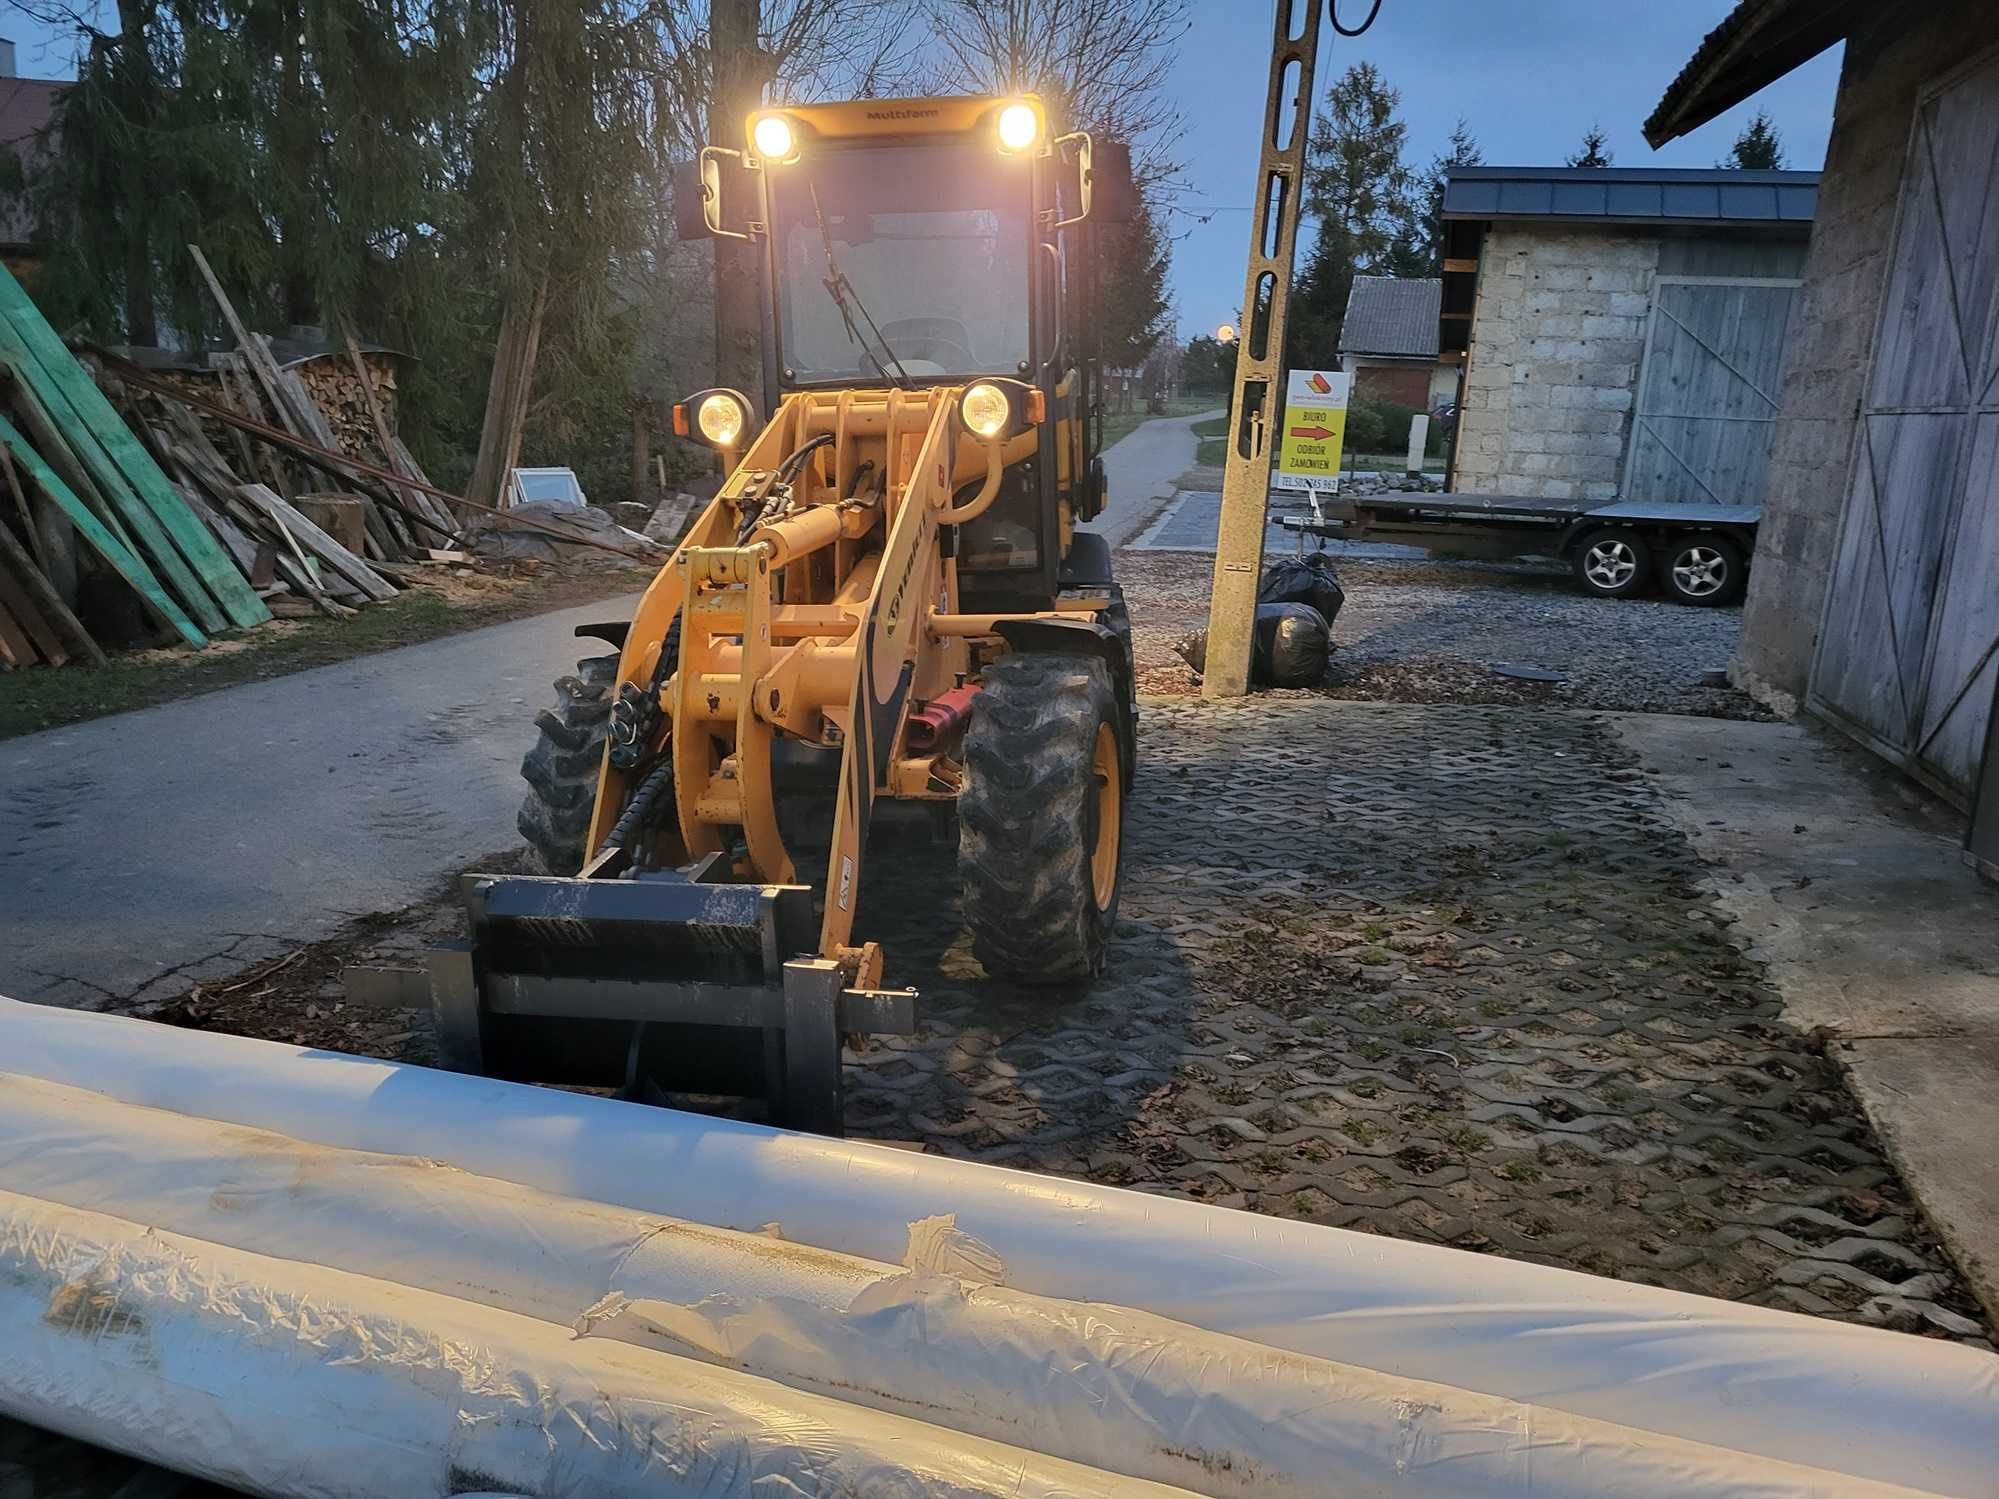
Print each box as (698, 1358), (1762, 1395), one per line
(1338, 275), (1441, 358)
(1443, 165), (1818, 228)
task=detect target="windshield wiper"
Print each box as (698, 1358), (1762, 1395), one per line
(808, 180), (911, 389)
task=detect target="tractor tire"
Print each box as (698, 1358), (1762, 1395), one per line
(518, 653), (618, 874)
(958, 652), (1125, 985)
(1101, 584), (1138, 787)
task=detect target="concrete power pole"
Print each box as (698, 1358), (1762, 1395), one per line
(1200, 3), (1324, 699)
(711, 0), (769, 403)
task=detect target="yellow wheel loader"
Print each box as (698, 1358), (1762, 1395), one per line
(373, 95), (1141, 1133)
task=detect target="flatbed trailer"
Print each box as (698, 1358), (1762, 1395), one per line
(1279, 489), (1759, 605)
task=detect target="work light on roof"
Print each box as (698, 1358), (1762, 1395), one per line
(996, 101), (1041, 153)
(752, 112), (797, 163)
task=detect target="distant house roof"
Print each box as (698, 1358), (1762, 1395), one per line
(1645, 0), (1857, 147)
(1442, 165), (1819, 229)
(1338, 275), (1441, 359)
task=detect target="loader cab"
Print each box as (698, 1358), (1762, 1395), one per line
(678, 95), (1136, 609)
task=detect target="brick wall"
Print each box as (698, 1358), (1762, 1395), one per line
(1735, 0), (1999, 708)
(1348, 360), (1433, 410)
(1451, 226), (1656, 501)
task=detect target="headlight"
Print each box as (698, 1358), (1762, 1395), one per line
(675, 388), (755, 450)
(996, 100), (1041, 153)
(751, 112), (796, 162)
(960, 382), (1012, 439)
(697, 393), (745, 447)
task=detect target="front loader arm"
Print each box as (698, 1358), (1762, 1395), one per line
(820, 404), (961, 965)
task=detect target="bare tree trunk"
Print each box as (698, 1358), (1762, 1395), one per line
(466, 278), (549, 517)
(114, 0), (157, 345)
(710, 0), (766, 400)
(631, 399), (652, 509)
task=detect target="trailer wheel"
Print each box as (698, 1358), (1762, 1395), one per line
(1573, 527), (1652, 599)
(958, 652), (1124, 985)
(1656, 533), (1746, 606)
(518, 653), (617, 873)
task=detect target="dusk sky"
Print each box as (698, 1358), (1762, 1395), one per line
(1160, 1), (1841, 338)
(3, 0), (1842, 343)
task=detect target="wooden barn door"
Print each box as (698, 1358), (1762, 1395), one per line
(1809, 52), (1999, 805)
(1623, 276), (1801, 508)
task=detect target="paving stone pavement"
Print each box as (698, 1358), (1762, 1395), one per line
(848, 696), (1991, 1346)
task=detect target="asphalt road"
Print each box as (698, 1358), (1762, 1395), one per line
(1080, 406), (1220, 547)
(0, 596), (637, 1009)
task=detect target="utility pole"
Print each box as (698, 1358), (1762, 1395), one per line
(710, 0), (768, 401)
(1200, 2), (1324, 699)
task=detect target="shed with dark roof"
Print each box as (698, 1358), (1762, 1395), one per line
(1336, 276), (1450, 410)
(1436, 163), (1817, 526)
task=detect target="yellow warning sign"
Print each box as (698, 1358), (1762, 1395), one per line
(1275, 369), (1350, 492)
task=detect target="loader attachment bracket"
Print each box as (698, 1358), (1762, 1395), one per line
(342, 869), (916, 1137)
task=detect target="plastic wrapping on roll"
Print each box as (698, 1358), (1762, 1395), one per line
(5, 997), (1995, 1496)
(0, 1189), (1198, 1499)
(0, 1072), (1943, 1499)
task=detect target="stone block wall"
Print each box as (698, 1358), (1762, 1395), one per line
(1735, 0), (1999, 707)
(1451, 226), (1658, 502)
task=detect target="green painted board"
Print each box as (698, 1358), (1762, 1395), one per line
(0, 333), (225, 635)
(10, 372), (144, 577)
(0, 413), (206, 649)
(0, 263), (269, 629)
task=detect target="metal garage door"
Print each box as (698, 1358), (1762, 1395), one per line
(1623, 276), (1800, 507)
(1809, 52), (1999, 805)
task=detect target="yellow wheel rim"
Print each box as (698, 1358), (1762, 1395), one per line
(1090, 722), (1121, 911)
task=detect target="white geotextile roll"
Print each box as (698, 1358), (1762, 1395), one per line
(0, 1188), (1201, 1499)
(4, 997), (1994, 1497)
(0, 1071), (1943, 1499)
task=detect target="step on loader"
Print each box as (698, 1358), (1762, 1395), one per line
(352, 94), (1140, 1133)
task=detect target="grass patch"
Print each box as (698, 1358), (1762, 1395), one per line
(1340, 1118), (1385, 1147)
(1190, 414), (1231, 468)
(0, 565), (654, 739)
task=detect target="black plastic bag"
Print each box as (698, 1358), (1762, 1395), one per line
(1258, 552), (1346, 627)
(1260, 602), (1331, 686)
(1173, 602), (1330, 687)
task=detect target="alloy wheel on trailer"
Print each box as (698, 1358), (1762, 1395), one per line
(1658, 533), (1745, 607)
(1573, 527), (1651, 599)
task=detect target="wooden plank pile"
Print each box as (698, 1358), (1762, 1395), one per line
(0, 253), (469, 668)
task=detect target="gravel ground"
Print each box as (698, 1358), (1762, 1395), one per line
(1118, 546), (1773, 720)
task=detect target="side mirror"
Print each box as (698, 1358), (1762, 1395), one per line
(672, 148), (759, 243)
(1091, 140), (1139, 225)
(672, 159), (710, 242)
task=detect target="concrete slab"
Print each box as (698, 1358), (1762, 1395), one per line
(1614, 711), (1999, 1321)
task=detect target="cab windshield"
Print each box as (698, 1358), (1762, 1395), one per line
(769, 139), (1033, 385)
